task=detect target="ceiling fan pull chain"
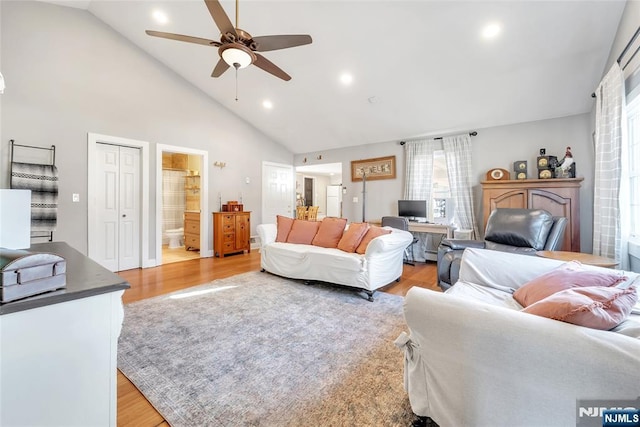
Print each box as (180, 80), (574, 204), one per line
(235, 66), (239, 102)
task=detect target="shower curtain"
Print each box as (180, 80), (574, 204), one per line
(162, 170), (187, 244)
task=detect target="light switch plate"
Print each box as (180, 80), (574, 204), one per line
(72, 193), (80, 202)
(352, 197), (358, 203)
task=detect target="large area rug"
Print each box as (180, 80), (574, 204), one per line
(118, 271), (414, 426)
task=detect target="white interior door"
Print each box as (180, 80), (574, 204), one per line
(262, 162), (294, 224)
(118, 147), (141, 271)
(326, 185), (341, 217)
(94, 143), (141, 272)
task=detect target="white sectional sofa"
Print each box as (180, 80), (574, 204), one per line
(397, 248), (640, 427)
(256, 223), (413, 300)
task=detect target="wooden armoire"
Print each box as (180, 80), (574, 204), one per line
(481, 178), (583, 252)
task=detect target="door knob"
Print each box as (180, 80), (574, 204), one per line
(122, 214), (126, 218)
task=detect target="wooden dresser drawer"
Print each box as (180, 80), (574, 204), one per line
(222, 215), (235, 225)
(223, 233), (234, 243)
(185, 220), (199, 234)
(184, 234), (199, 249)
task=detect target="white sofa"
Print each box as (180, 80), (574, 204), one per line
(397, 248), (640, 427)
(256, 223), (413, 300)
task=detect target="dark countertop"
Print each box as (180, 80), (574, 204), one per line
(0, 242), (130, 315)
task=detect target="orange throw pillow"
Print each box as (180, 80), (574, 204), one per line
(355, 225), (391, 255)
(521, 286), (638, 330)
(286, 220), (321, 245)
(275, 215), (294, 242)
(513, 261), (628, 307)
(337, 222), (370, 253)
(312, 217), (348, 248)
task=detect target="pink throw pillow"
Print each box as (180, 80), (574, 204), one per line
(337, 222), (370, 253)
(286, 220), (321, 245)
(275, 215), (294, 243)
(355, 225), (392, 255)
(312, 217), (348, 248)
(521, 286), (638, 330)
(514, 261), (627, 307)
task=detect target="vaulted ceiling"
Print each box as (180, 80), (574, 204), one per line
(42, 0), (625, 154)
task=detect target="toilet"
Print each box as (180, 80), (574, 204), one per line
(165, 227), (184, 249)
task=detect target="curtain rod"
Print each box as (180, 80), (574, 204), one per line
(591, 25), (640, 98)
(399, 131), (477, 145)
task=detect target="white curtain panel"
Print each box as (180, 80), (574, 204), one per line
(162, 170), (187, 235)
(443, 134), (479, 239)
(403, 139), (440, 215)
(593, 62), (628, 269)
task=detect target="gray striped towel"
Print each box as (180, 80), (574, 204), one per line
(11, 162), (58, 232)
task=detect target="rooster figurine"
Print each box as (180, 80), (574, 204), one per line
(558, 146), (575, 177)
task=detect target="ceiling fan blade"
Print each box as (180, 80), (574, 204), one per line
(204, 0), (237, 38)
(211, 58), (230, 78)
(253, 54), (291, 81)
(146, 30), (221, 47)
(252, 35), (312, 52)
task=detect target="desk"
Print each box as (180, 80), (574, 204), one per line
(535, 251), (618, 268)
(370, 220), (453, 262)
(370, 220), (453, 238)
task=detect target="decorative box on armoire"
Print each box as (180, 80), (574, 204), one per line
(481, 178), (583, 252)
(213, 211), (251, 257)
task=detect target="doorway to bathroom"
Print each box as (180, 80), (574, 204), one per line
(156, 144), (209, 266)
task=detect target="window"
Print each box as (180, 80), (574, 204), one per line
(626, 96), (640, 238)
(432, 150), (452, 222)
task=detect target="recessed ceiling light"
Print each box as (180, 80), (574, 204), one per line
(152, 10), (169, 25)
(340, 73), (353, 86)
(262, 100), (273, 110)
(482, 23), (501, 39)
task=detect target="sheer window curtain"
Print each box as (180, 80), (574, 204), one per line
(593, 62), (629, 270)
(443, 134), (479, 239)
(403, 139), (440, 215)
(162, 170), (187, 239)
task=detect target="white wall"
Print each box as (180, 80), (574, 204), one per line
(295, 113), (594, 251)
(601, 0), (640, 76)
(295, 142), (405, 223)
(0, 1), (292, 255)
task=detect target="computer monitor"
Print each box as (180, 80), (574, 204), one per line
(398, 200), (428, 220)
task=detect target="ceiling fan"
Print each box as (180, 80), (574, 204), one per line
(146, 0), (312, 81)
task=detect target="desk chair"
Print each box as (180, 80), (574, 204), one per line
(381, 216), (419, 266)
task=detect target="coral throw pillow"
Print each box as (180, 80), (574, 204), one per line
(275, 215), (294, 243)
(312, 217), (348, 248)
(337, 222), (370, 253)
(513, 261), (627, 307)
(355, 226), (391, 255)
(286, 220), (321, 245)
(521, 286), (638, 330)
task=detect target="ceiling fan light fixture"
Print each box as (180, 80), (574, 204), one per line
(222, 47), (253, 69)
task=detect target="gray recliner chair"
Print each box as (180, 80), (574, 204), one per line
(437, 208), (567, 291)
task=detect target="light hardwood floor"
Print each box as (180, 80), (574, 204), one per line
(116, 251), (440, 426)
